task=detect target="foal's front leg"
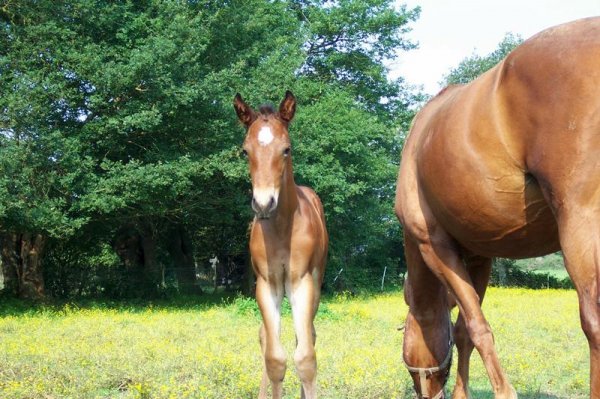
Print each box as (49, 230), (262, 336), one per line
(256, 277), (286, 399)
(289, 272), (319, 399)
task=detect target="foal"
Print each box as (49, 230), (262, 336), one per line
(234, 91), (328, 399)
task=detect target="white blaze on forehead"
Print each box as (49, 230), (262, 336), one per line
(257, 126), (274, 146)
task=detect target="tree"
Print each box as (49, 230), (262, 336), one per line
(443, 33), (523, 85)
(0, 0), (421, 298)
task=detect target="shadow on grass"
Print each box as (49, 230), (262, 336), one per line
(0, 291), (244, 317)
(0, 288), (405, 318)
(467, 389), (566, 399)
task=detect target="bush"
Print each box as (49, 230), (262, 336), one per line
(491, 258), (573, 289)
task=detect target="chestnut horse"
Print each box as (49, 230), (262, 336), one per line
(395, 18), (600, 399)
(234, 91), (328, 399)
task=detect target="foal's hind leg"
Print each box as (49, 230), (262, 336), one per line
(452, 256), (492, 399)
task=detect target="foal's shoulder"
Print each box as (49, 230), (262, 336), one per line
(296, 185), (325, 214)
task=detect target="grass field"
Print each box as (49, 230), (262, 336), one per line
(0, 288), (588, 399)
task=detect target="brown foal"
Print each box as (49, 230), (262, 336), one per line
(396, 18), (600, 399)
(234, 91), (328, 399)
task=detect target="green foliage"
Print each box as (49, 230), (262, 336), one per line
(295, 0), (420, 115)
(491, 258), (573, 289)
(0, 0), (420, 297)
(515, 252), (568, 279)
(443, 33), (523, 85)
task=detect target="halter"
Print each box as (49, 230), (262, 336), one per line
(403, 319), (454, 399)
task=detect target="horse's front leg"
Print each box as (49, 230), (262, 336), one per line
(289, 270), (320, 399)
(414, 227), (516, 399)
(452, 256), (492, 399)
(256, 276), (286, 399)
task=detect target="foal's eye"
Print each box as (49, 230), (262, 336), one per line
(283, 147), (291, 157)
(241, 149), (248, 157)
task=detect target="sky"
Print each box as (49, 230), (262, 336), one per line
(390, 1), (600, 95)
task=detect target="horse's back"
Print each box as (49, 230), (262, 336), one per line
(398, 17), (600, 258)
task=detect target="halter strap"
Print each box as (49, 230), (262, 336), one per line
(403, 319), (454, 399)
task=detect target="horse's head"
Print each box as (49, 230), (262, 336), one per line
(234, 91), (296, 219)
(403, 313), (453, 399)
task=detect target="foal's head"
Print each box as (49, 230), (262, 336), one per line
(234, 91), (296, 219)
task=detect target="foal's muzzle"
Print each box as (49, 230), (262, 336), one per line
(252, 195), (277, 219)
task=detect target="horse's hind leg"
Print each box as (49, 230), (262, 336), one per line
(452, 256), (492, 399)
(557, 210), (600, 398)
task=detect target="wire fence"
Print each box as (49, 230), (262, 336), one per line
(12, 255), (570, 299)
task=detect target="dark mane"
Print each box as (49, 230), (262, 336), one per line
(259, 103), (276, 116)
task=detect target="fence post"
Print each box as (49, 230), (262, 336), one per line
(381, 266), (387, 291)
(333, 268), (344, 284)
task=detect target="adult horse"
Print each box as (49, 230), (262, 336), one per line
(234, 91), (328, 399)
(395, 17), (600, 399)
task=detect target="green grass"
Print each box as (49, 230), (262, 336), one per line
(516, 253), (570, 280)
(0, 288), (588, 398)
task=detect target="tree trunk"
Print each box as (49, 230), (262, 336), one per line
(1, 233), (19, 296)
(114, 224), (165, 297)
(0, 233), (46, 299)
(113, 229), (143, 271)
(139, 225), (164, 292)
(496, 258), (508, 286)
(166, 226), (201, 294)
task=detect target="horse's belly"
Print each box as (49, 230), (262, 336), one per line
(424, 170), (560, 259)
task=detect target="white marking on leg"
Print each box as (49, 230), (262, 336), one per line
(258, 126), (274, 146)
(290, 280), (318, 398)
(269, 288), (282, 334)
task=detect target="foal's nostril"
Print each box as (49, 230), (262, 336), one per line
(267, 196), (275, 210)
(252, 195), (276, 216)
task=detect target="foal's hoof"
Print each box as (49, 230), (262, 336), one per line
(497, 387), (517, 399)
(450, 392), (471, 399)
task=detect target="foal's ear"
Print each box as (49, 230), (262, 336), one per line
(233, 93), (257, 127)
(279, 90), (296, 123)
